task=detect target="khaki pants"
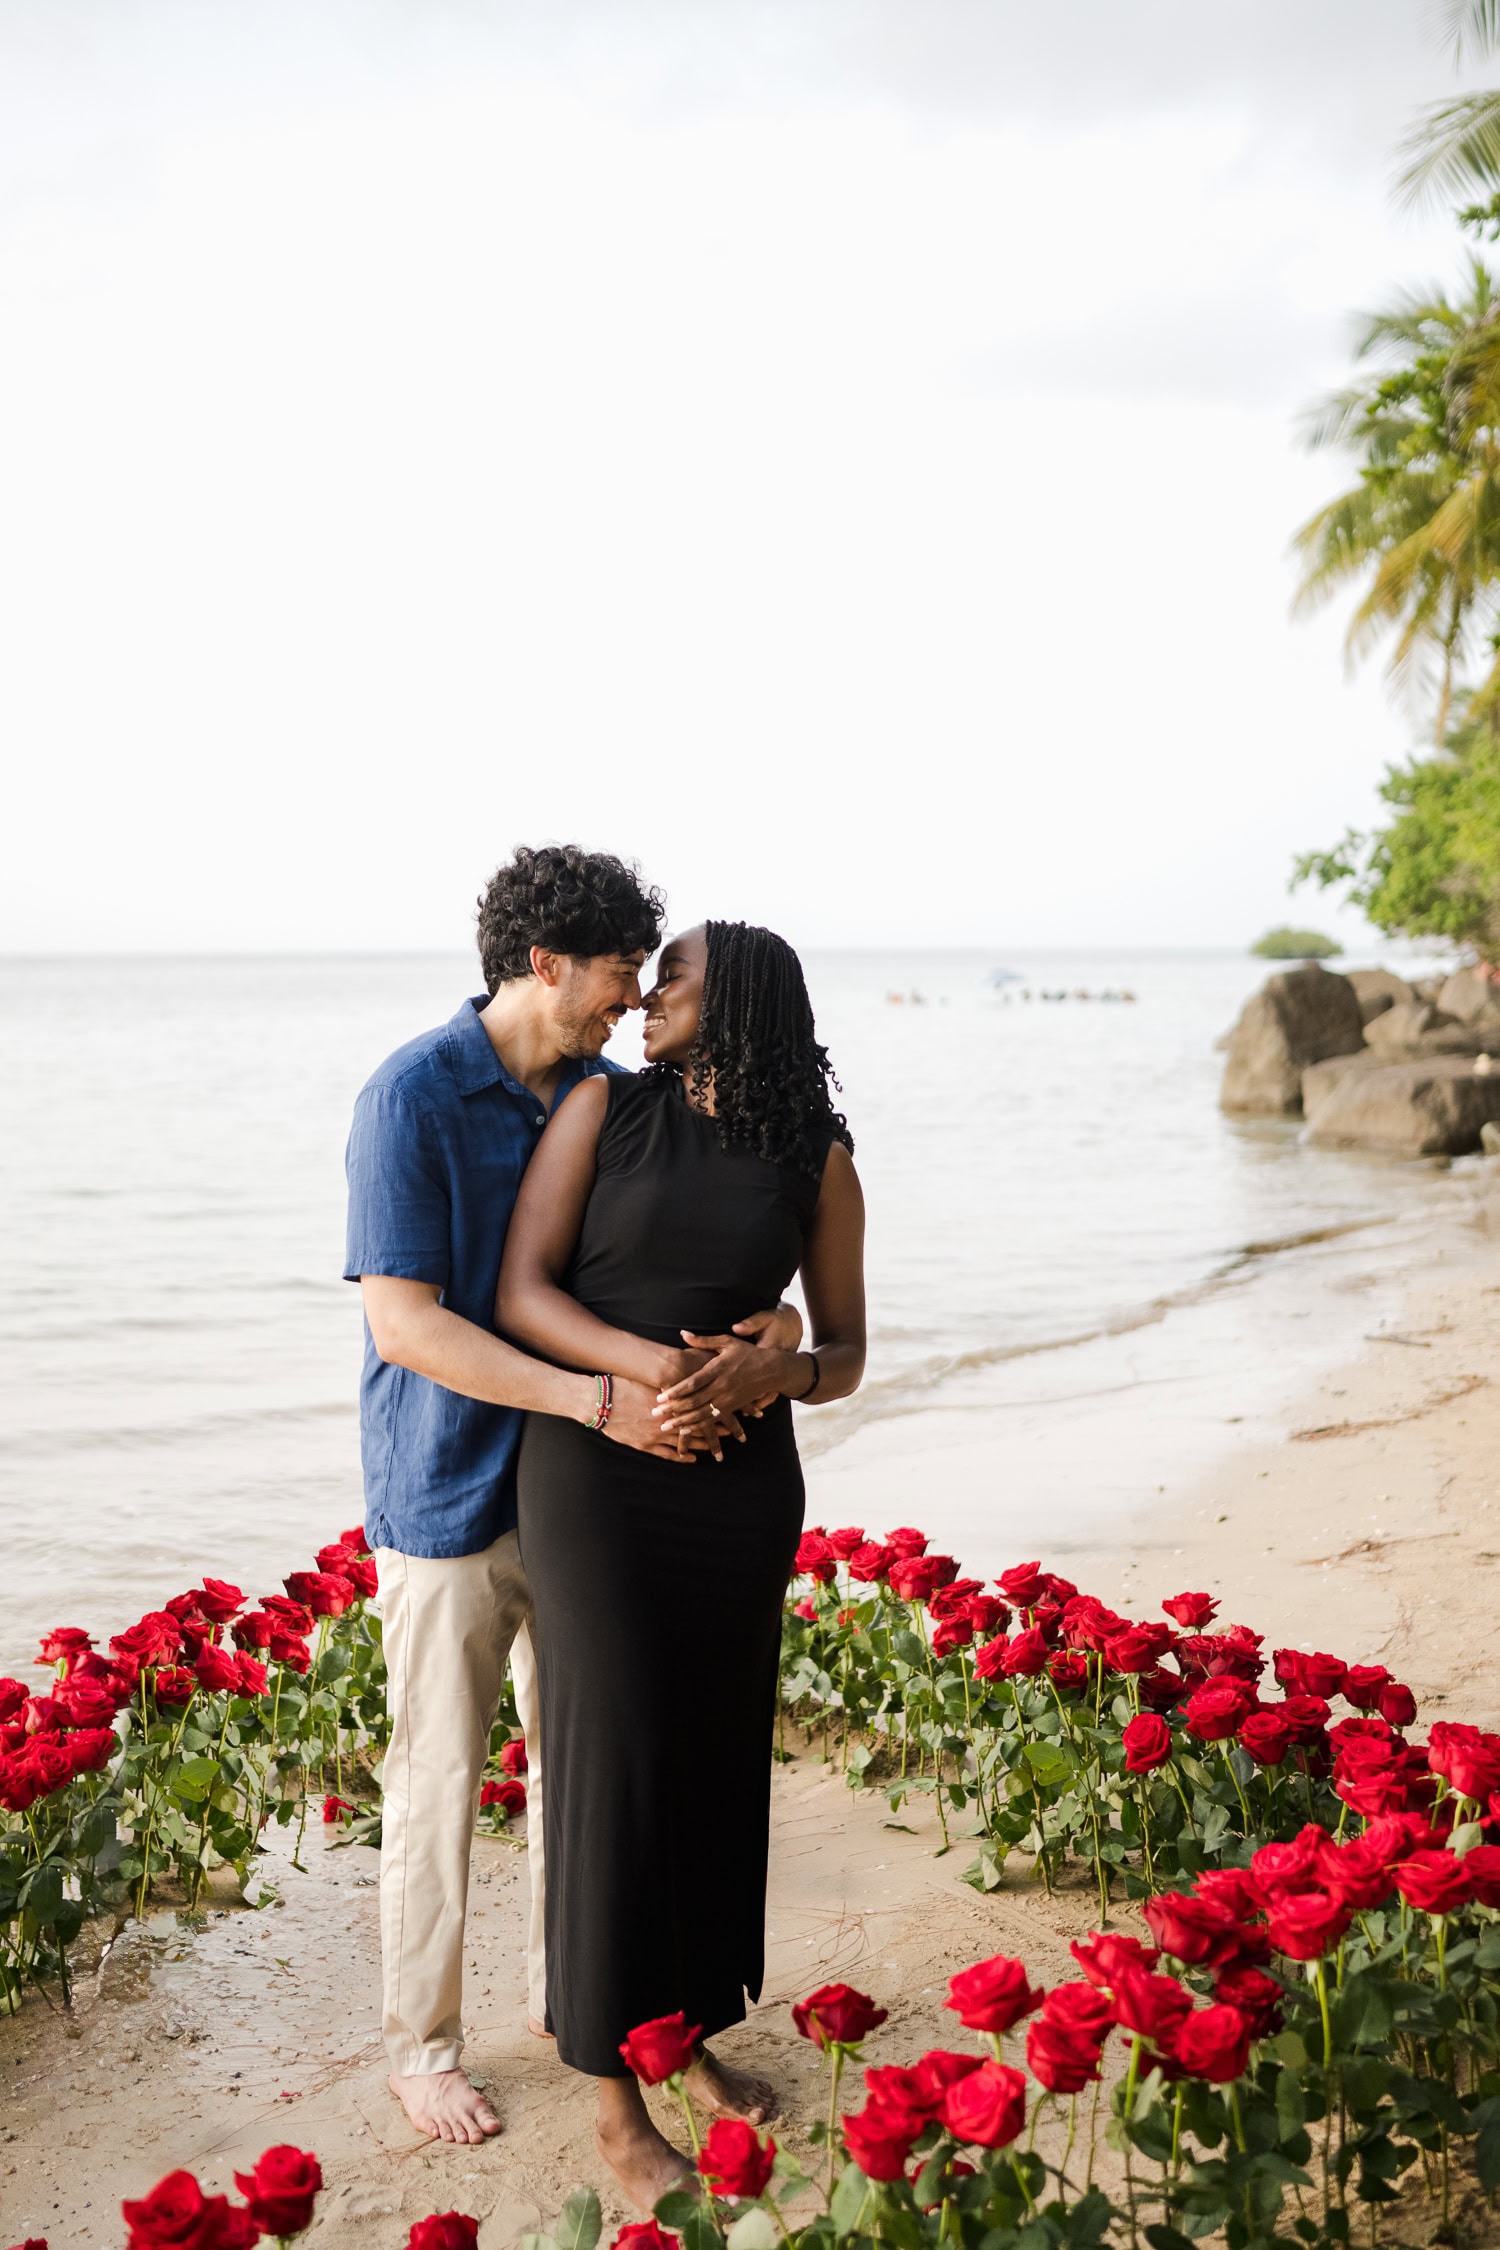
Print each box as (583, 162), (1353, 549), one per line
(375, 1530), (545, 2076)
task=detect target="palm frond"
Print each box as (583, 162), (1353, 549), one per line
(1397, 89), (1500, 205)
(1440, 0), (1500, 65)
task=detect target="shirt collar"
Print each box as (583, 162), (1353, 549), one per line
(447, 996), (610, 1104)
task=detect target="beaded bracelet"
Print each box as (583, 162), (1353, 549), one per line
(583, 1373), (613, 1430)
(796, 1352), (822, 1402)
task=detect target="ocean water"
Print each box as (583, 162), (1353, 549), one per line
(0, 947), (1477, 1668)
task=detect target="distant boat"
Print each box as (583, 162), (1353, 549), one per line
(986, 967), (1023, 986)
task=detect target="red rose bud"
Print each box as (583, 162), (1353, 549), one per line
(929, 1579), (985, 1620)
(1238, 1712), (1292, 1768)
(1378, 1681), (1418, 1729)
(1122, 1714), (1173, 1774)
(233, 2147), (323, 2238)
(1427, 1722), (1500, 1803)
(793, 1597), (818, 1622)
(405, 2218), (480, 2250)
(888, 1554), (959, 1604)
(498, 1738), (528, 1776)
(68, 1727), (118, 1776)
(611, 2227), (675, 2250)
(1279, 1694), (1332, 1746)
(1462, 1844), (1500, 1907)
(1048, 1650), (1090, 1693)
(826, 1526), (867, 1560)
(1250, 1825), (1324, 1891)
(1340, 1663), (1390, 1712)
(338, 1523), (372, 1556)
(193, 1645), (241, 1696)
(1264, 1889), (1352, 1961)
(943, 1954), (1044, 2034)
(618, 2012), (701, 2082)
(841, 2098), (919, 2181)
(1137, 1666), (1187, 1712)
(152, 1666), (196, 1708)
(122, 2170), (234, 2250)
(795, 1531), (838, 1583)
(999, 1626), (1050, 1678)
(697, 2117), (776, 2199)
(1298, 1652), (1347, 1700)
(232, 1612), (275, 1652)
(283, 1571), (356, 1619)
(1110, 1964), (1190, 2048)
(1395, 1848), (1474, 1916)
(36, 1627), (92, 1671)
(194, 1579), (245, 1624)
(268, 1632), (311, 1673)
(910, 2050), (983, 2106)
(1105, 1623), (1175, 1674)
(885, 1527), (929, 1557)
(480, 1778), (526, 1818)
(1143, 1891), (1245, 1968)
(997, 1561), (1046, 1608)
(931, 1615), (974, 1657)
(0, 1680), (26, 1724)
(259, 1597), (314, 1634)
(234, 1653), (269, 1697)
(0, 1752), (38, 1813)
(322, 1795), (355, 1825)
(1161, 1591), (1218, 1630)
(1069, 1933), (1161, 1989)
(1182, 1681), (1255, 1742)
(1213, 1966), (1284, 2036)
(1172, 2003), (1253, 2083)
(110, 1613), (183, 1667)
(792, 1981), (888, 2048)
(968, 1596), (1009, 1637)
(1025, 2014), (1103, 2095)
(846, 1542), (895, 1584)
(939, 2059), (1027, 2149)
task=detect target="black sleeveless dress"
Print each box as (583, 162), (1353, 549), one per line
(515, 1073), (827, 2076)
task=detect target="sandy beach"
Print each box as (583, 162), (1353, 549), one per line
(8, 1188), (1500, 2246)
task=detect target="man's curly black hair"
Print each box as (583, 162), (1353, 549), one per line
(476, 845), (666, 992)
(654, 920), (853, 1178)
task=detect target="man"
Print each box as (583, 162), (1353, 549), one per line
(345, 844), (797, 2145)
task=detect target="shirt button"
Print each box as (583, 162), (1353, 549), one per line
(535, 1115), (546, 1128)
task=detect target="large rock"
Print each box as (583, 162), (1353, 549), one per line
(1346, 968), (1417, 1025)
(1362, 1000), (1479, 1056)
(1438, 966), (1500, 1031)
(1220, 963), (1366, 1115)
(1301, 1050), (1383, 1112)
(1303, 1057), (1500, 1155)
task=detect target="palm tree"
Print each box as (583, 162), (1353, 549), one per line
(1398, 1), (1500, 205)
(1292, 261), (1500, 740)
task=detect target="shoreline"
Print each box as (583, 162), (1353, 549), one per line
(9, 1203), (1500, 2240)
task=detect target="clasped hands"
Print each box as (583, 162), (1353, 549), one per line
(612, 1303), (803, 1462)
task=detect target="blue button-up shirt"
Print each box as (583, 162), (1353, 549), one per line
(344, 996), (622, 1557)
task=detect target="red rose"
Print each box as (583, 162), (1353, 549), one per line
(1061, 1596), (1118, 1651)
(697, 2117), (776, 2199)
(910, 2050), (982, 2107)
(887, 1555), (958, 1604)
(1122, 1714), (1172, 1774)
(1110, 1965), (1190, 2049)
(1300, 1652), (1348, 1700)
(58, 1675), (126, 1726)
(339, 1523), (371, 1556)
(940, 2060), (1027, 2149)
(259, 1597), (314, 1634)
(498, 1737), (528, 1776)
(233, 2148), (322, 2238)
(0, 1752), (38, 1812)
(997, 1562), (1047, 1608)
(1025, 2015), (1102, 2095)
(968, 1596), (1009, 1637)
(234, 1654), (269, 1698)
(405, 2218), (479, 2250)
(1238, 1712), (1292, 1768)
(23, 1737), (75, 1797)
(931, 1615), (974, 1658)
(998, 1627), (1050, 1678)
(611, 2227), (674, 2250)
(792, 1982), (888, 2048)
(24, 1695), (66, 1735)
(232, 1613), (275, 1652)
(322, 1796), (355, 1825)
(793, 1598), (818, 1621)
(1162, 1592), (1218, 1630)
(1183, 1682), (1255, 1742)
(1428, 1723), (1500, 1804)
(1463, 1845), (1500, 1907)
(841, 2100), (918, 2181)
(943, 1955), (1044, 2035)
(194, 1580), (245, 1624)
(111, 1614), (183, 1668)
(928, 1580), (984, 1620)
(193, 1645), (240, 1696)
(1069, 1933), (1161, 1989)
(825, 1526), (867, 1560)
(1213, 1966), (1284, 2036)
(1395, 1849), (1473, 1916)
(1264, 1889), (1352, 1961)
(316, 1545), (378, 1598)
(795, 1532), (838, 1583)
(283, 1571), (356, 1620)
(268, 1633), (310, 1673)
(860, 2065), (929, 2136)
(68, 1727), (118, 1776)
(847, 1542), (895, 1584)
(1279, 1694), (1332, 1746)
(122, 2171), (234, 2250)
(1194, 1867), (1264, 1922)
(1172, 2003), (1252, 2083)
(35, 1627), (93, 1671)
(152, 1667), (196, 1708)
(618, 2012), (700, 2083)
(1378, 1681), (1418, 1728)
(1143, 1891), (1244, 1968)
(0, 1679), (27, 1723)
(1318, 1837), (1395, 1913)
(1105, 1624), (1175, 1674)
(885, 1527), (929, 1557)
(1340, 1664), (1389, 1712)
(1138, 1666), (1186, 1712)
(479, 1778), (526, 1818)
(1048, 1651), (1090, 1693)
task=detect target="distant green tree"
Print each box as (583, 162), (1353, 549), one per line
(1249, 928), (1344, 960)
(1295, 718), (1500, 956)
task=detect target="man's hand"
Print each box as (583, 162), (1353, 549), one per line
(736, 1302), (803, 1352)
(653, 1308), (802, 1439)
(605, 1373), (742, 1462)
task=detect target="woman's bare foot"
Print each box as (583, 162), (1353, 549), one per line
(527, 2014), (555, 2039)
(388, 2068), (502, 2144)
(684, 2046), (777, 2125)
(595, 2110), (695, 2213)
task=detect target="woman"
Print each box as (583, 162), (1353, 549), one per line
(497, 919), (865, 2209)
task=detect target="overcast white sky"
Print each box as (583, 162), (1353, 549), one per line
(1, 0), (1491, 953)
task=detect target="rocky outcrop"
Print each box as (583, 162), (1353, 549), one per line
(1302, 1057), (1500, 1156)
(1362, 1001), (1480, 1056)
(1219, 964), (1366, 1116)
(1301, 1050), (1382, 1113)
(1438, 966), (1500, 1035)
(1346, 968), (1417, 1025)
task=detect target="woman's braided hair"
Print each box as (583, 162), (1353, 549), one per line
(658, 920), (852, 1177)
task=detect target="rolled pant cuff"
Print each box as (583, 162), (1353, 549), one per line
(387, 2039), (464, 2077)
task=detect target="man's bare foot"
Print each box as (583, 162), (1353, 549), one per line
(596, 2110), (695, 2214)
(684, 2046), (777, 2125)
(527, 2014), (555, 2039)
(388, 2067), (502, 2144)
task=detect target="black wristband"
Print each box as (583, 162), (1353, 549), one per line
(795, 1351), (822, 1402)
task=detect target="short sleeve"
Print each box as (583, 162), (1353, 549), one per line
(344, 1083), (451, 1286)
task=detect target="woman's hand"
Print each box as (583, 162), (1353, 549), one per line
(652, 1324), (797, 1439)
